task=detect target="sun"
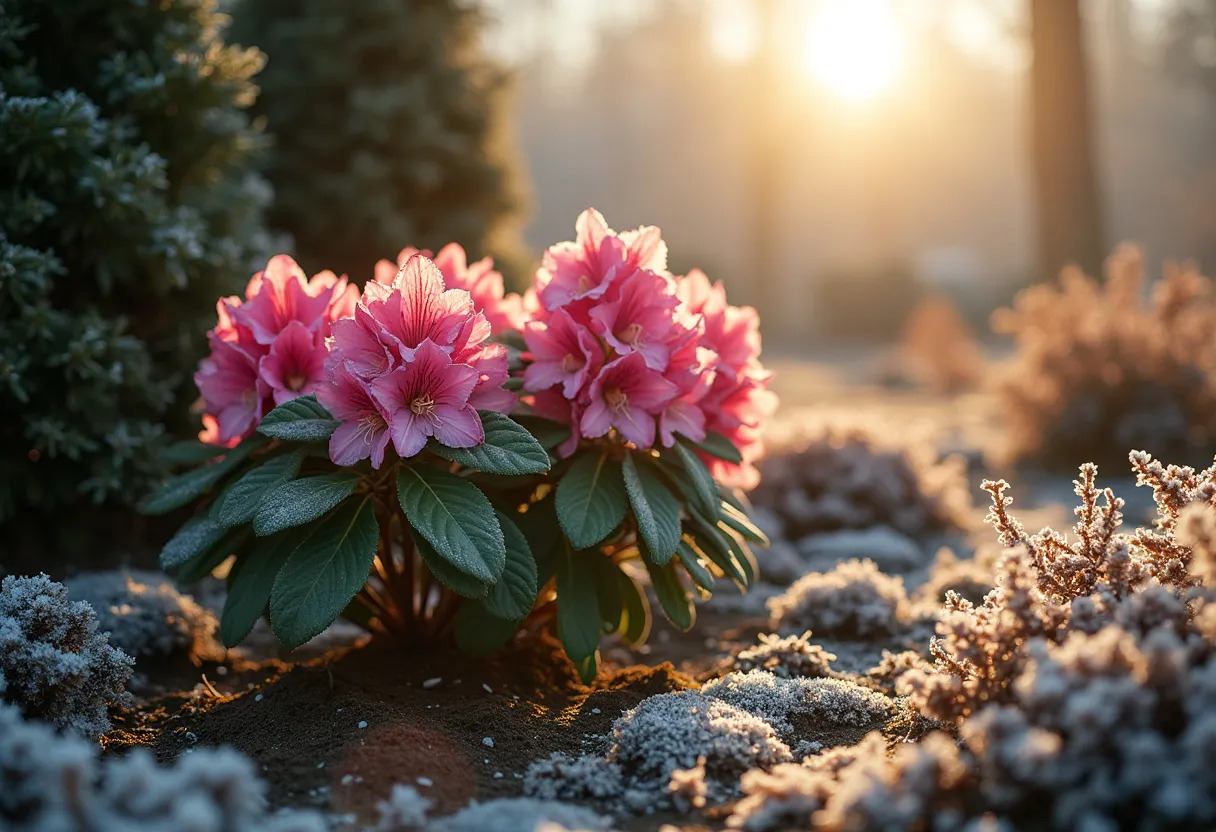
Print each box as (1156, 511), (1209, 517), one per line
(803, 0), (904, 101)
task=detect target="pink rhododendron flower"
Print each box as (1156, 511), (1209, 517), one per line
(258, 320), (328, 405)
(195, 255), (357, 445)
(517, 209), (776, 486)
(581, 353), (678, 448)
(369, 340), (484, 458)
(322, 253), (515, 467)
(375, 243), (525, 335)
(318, 368), (392, 468)
(523, 309), (603, 398)
(535, 209), (668, 311)
(589, 268), (680, 370)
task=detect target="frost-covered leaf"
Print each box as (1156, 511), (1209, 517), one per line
(256, 394), (338, 441)
(160, 514), (226, 571)
(679, 431), (743, 464)
(413, 531), (491, 599)
(623, 453), (681, 564)
(215, 450), (305, 527)
(140, 437), (263, 515)
(268, 496), (378, 648)
(430, 411), (550, 475)
(221, 529), (304, 646)
(253, 471), (360, 536)
(482, 511), (538, 621)
(555, 540), (601, 674)
(555, 449), (627, 549)
(397, 466), (505, 583)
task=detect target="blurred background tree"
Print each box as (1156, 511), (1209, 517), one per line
(0, 0), (271, 570)
(1029, 0), (1106, 282)
(231, 0), (529, 285)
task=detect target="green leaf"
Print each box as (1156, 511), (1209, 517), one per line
(221, 529), (303, 646)
(512, 415), (572, 452)
(679, 431), (743, 464)
(413, 532), (490, 599)
(517, 495), (560, 586)
(555, 450), (628, 549)
(162, 440), (227, 465)
(160, 514), (226, 571)
(253, 472), (360, 536)
(643, 553), (695, 631)
(269, 496), (379, 649)
(718, 522), (758, 586)
(397, 466), (505, 583)
(622, 453), (682, 565)
(454, 602), (520, 654)
(686, 512), (748, 587)
(720, 501), (770, 546)
(677, 540), (716, 590)
(590, 557), (651, 645)
(667, 443), (720, 519)
(430, 411), (550, 475)
(215, 450), (305, 527)
(555, 541), (602, 667)
(175, 523), (250, 585)
(483, 511), (539, 621)
(572, 653), (598, 685)
(257, 395), (338, 442)
(140, 437), (263, 515)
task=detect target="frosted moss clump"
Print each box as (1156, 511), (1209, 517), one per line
(609, 690), (792, 808)
(526, 690), (792, 813)
(751, 428), (969, 541)
(728, 632), (838, 679)
(702, 671), (894, 740)
(522, 753), (625, 803)
(374, 784), (432, 831)
(0, 574), (132, 738)
(0, 703), (325, 831)
(427, 797), (613, 832)
(768, 559), (908, 639)
(66, 570), (218, 660)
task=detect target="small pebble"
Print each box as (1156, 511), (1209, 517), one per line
(316, 761), (326, 769)
(341, 775), (354, 786)
(215, 665), (228, 676)
(416, 776), (434, 787)
(482, 737), (495, 748)
(591, 708), (601, 714)
(482, 683), (493, 694)
(493, 772), (503, 779)
(254, 693), (264, 702)
(357, 720), (368, 729)
(422, 677), (443, 689)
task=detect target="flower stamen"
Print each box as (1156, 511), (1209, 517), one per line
(605, 386), (628, 414)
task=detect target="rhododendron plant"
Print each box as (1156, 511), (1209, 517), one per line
(143, 210), (775, 681)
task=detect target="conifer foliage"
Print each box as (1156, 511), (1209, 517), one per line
(231, 0), (525, 281)
(0, 0), (271, 553)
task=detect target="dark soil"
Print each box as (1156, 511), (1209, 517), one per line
(109, 632), (697, 827)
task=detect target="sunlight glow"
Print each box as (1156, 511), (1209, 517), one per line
(803, 0), (904, 101)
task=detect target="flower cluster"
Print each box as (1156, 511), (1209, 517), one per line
(195, 255), (358, 445)
(376, 243), (526, 336)
(319, 255), (514, 467)
(522, 209), (775, 486)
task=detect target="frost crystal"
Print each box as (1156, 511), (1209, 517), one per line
(66, 570), (217, 660)
(0, 574), (133, 737)
(768, 559), (908, 638)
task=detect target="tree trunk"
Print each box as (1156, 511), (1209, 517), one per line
(1030, 0), (1106, 282)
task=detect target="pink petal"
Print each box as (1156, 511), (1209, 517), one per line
(431, 404), (484, 448)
